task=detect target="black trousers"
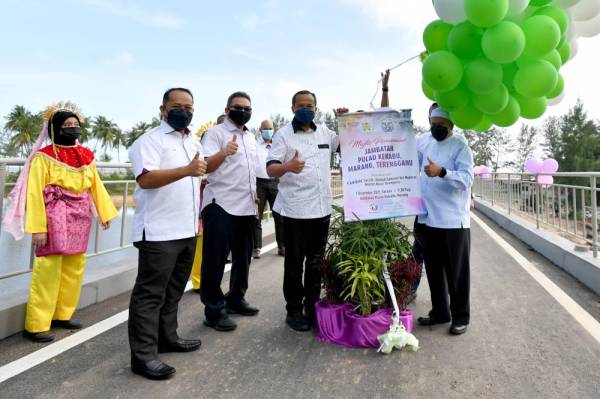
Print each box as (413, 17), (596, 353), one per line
(411, 219), (426, 293)
(254, 178), (284, 250)
(129, 235), (197, 363)
(200, 203), (254, 322)
(283, 215), (330, 316)
(422, 226), (471, 325)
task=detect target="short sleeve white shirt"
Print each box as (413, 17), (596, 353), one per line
(255, 141), (272, 179)
(267, 121), (339, 219)
(201, 118), (257, 216)
(129, 120), (202, 242)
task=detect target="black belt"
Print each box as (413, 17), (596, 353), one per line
(257, 177), (278, 182)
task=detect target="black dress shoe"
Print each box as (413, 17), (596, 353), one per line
(23, 330), (54, 343)
(226, 301), (259, 316)
(131, 359), (175, 380)
(203, 315), (237, 331)
(450, 324), (468, 335)
(51, 319), (83, 330)
(286, 312), (311, 332)
(192, 288), (201, 294)
(277, 247), (285, 257)
(158, 338), (202, 353)
(417, 316), (451, 326)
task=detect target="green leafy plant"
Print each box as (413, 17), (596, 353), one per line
(321, 205), (414, 316)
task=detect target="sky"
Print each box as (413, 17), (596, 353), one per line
(1, 0), (599, 150)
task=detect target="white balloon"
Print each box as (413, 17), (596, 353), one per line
(548, 91), (566, 106)
(567, 12), (578, 39)
(570, 0), (600, 21)
(507, 0), (529, 17)
(433, 0), (467, 24)
(574, 12), (600, 36)
(552, 0), (581, 8)
(569, 38), (579, 58)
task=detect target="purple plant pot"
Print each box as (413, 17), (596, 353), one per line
(399, 309), (414, 333)
(315, 300), (394, 348)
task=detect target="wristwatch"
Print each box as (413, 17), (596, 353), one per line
(440, 167), (447, 178)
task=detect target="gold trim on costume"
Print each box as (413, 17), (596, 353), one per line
(34, 152), (95, 172)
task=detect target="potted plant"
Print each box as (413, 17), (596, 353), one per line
(316, 205), (417, 348)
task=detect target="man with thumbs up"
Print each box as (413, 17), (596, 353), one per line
(128, 88), (205, 380)
(266, 90), (341, 331)
(200, 91), (260, 332)
(416, 107), (474, 336)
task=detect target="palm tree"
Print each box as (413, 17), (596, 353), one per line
(91, 116), (120, 155)
(4, 105), (43, 157)
(112, 128), (126, 162)
(125, 118), (161, 148)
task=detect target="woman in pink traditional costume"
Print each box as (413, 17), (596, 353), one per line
(2, 102), (118, 342)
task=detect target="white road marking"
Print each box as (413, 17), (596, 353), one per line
(472, 212), (600, 344)
(0, 241), (280, 383)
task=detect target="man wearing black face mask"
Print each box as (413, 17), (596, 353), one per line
(128, 88), (206, 380)
(415, 107), (474, 336)
(266, 90), (342, 331)
(200, 91), (260, 332)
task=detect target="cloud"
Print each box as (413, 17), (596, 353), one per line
(75, 0), (187, 29)
(106, 51), (135, 66)
(336, 0), (436, 32)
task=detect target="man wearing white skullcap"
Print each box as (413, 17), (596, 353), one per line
(416, 106), (474, 335)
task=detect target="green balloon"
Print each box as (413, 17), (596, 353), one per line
(557, 33), (567, 49)
(482, 21), (526, 64)
(514, 94), (548, 119)
(464, 58), (503, 94)
(489, 96), (521, 127)
(435, 85), (470, 111)
(540, 49), (562, 71)
(522, 16), (561, 57)
(502, 63), (519, 92)
(514, 59), (558, 97)
(547, 74), (564, 99)
(558, 42), (571, 64)
(450, 103), (484, 130)
(422, 80), (436, 101)
(473, 84), (510, 114)
(530, 0), (553, 6)
(422, 51), (464, 92)
(474, 116), (493, 132)
(448, 22), (484, 59)
(465, 0), (509, 28)
(534, 6), (569, 35)
(423, 20), (453, 53)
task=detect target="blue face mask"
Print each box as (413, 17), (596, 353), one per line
(294, 107), (315, 124)
(261, 129), (273, 140)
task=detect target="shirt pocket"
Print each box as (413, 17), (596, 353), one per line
(161, 145), (188, 168)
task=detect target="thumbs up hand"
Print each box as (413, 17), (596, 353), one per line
(223, 134), (238, 156)
(285, 149), (305, 174)
(424, 156), (443, 177)
(187, 152), (208, 176)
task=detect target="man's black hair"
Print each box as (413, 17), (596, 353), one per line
(292, 90), (317, 106)
(163, 88), (194, 106)
(227, 91), (252, 107)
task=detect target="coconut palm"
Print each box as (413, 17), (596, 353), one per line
(4, 105), (43, 157)
(91, 116), (120, 155)
(125, 118), (161, 148)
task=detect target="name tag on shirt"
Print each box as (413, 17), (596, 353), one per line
(318, 144), (330, 149)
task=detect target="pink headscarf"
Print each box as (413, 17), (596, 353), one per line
(2, 122), (50, 240)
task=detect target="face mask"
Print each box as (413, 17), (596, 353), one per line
(228, 109), (252, 126)
(61, 127), (81, 139)
(166, 108), (193, 131)
(261, 130), (273, 140)
(294, 108), (315, 125)
(431, 124), (449, 141)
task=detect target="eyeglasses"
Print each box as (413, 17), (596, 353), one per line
(229, 105), (252, 112)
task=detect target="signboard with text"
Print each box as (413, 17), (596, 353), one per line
(337, 109), (425, 222)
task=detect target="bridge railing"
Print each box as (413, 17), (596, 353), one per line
(0, 159), (344, 281)
(473, 172), (599, 258)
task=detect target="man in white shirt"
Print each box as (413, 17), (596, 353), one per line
(416, 107), (474, 336)
(253, 119), (284, 258)
(267, 90), (340, 332)
(200, 91), (259, 331)
(128, 88), (207, 380)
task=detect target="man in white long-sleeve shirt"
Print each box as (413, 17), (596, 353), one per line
(416, 107), (474, 335)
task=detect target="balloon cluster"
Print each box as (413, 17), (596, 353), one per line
(473, 165), (491, 178)
(525, 158), (559, 185)
(422, 0), (600, 132)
